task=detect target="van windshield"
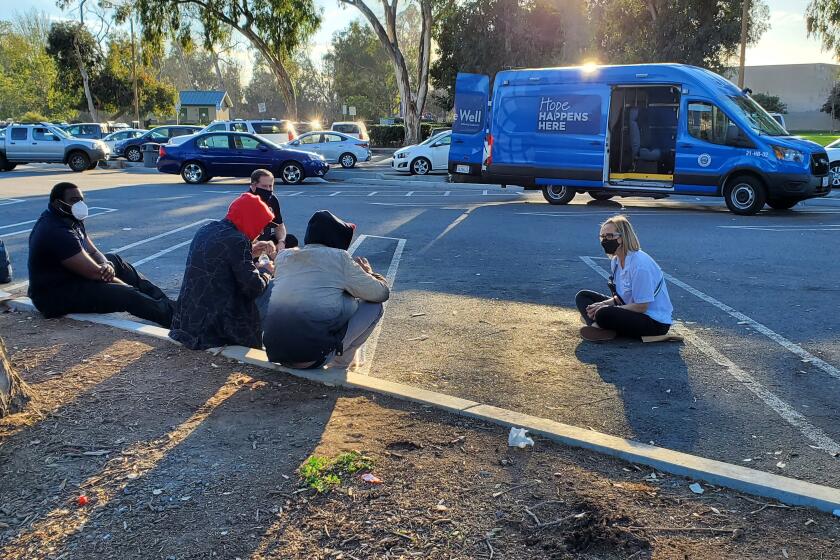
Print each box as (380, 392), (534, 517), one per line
(729, 95), (788, 136)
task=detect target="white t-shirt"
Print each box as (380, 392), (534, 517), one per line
(611, 250), (673, 325)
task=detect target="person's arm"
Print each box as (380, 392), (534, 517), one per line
(619, 302), (650, 313)
(231, 239), (271, 299)
(275, 222), (287, 248)
(85, 237), (117, 282)
(343, 254), (389, 303)
(61, 250), (121, 283)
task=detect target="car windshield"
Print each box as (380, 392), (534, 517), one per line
(729, 95), (788, 136)
(420, 132), (448, 146)
(49, 126), (70, 138)
(825, 138), (840, 149)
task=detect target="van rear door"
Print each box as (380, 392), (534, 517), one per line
(449, 73), (490, 176)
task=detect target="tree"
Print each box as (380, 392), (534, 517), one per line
(338, 0), (433, 145)
(325, 22), (398, 121)
(750, 93), (787, 114)
(432, 0), (568, 111)
(589, 0), (769, 73)
(293, 53), (340, 124)
(0, 336), (31, 418)
(807, 0), (840, 58)
(243, 58), (289, 118)
(126, 0), (321, 120)
(821, 83), (840, 118)
(46, 21), (101, 121)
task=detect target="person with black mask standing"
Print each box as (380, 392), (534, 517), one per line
(575, 214), (673, 342)
(247, 168), (298, 249)
(27, 182), (174, 327)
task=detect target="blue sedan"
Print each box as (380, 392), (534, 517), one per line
(157, 131), (329, 184)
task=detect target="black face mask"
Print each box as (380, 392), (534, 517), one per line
(601, 238), (620, 255)
(253, 188), (273, 202)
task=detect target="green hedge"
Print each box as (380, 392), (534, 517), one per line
(369, 123), (452, 147)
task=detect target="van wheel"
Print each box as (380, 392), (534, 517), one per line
(589, 192), (614, 201)
(339, 152), (356, 168)
(542, 186), (576, 205)
(830, 161), (840, 188)
(411, 157), (431, 175)
(68, 151), (91, 172)
(767, 198), (800, 210)
(724, 175), (766, 215)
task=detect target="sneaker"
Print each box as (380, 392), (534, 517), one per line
(580, 326), (617, 341)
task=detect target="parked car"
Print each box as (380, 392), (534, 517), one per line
(824, 138), (840, 189)
(0, 122), (109, 172)
(157, 131), (329, 185)
(450, 65), (830, 215)
(293, 121), (319, 134)
(114, 125), (202, 162)
(429, 126), (452, 138)
(392, 130), (451, 175)
(102, 128), (146, 151)
(169, 119), (298, 146)
(331, 121), (369, 140)
(62, 122), (113, 140)
(286, 131), (370, 168)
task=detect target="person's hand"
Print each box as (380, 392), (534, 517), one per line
(354, 256), (373, 274)
(99, 263), (115, 282)
(586, 301), (608, 319)
(259, 261), (275, 277)
(371, 272), (387, 283)
(251, 240), (274, 259)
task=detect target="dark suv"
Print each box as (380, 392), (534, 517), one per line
(114, 125), (202, 162)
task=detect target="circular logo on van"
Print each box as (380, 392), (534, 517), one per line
(698, 153), (712, 168)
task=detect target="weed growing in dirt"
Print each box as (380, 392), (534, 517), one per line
(299, 451), (375, 493)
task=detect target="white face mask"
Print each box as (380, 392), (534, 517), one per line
(61, 200), (89, 221)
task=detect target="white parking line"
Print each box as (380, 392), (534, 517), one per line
(405, 191), (414, 197)
(719, 224), (840, 232)
(329, 191), (341, 197)
(367, 191), (379, 197)
(0, 198), (24, 206)
(110, 219), (213, 252)
(132, 239), (194, 266)
(279, 191), (302, 197)
(579, 256), (840, 456)
(3, 207), (118, 238)
(348, 236), (407, 376)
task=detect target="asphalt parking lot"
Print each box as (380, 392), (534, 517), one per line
(3, 162), (840, 489)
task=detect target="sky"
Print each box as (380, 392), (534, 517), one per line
(9, 0), (838, 82)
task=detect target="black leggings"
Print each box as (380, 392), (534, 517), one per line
(32, 253), (174, 328)
(575, 290), (670, 339)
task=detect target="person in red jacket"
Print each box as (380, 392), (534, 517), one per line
(169, 193), (277, 350)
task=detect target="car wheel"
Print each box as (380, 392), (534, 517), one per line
(724, 175), (766, 215)
(181, 162), (206, 184)
(125, 146), (142, 162)
(68, 151), (91, 172)
(589, 192), (614, 201)
(339, 152), (357, 168)
(766, 198), (800, 210)
(410, 157), (431, 175)
(541, 186), (576, 205)
(830, 161), (840, 188)
(280, 162), (304, 184)
(87, 161), (98, 170)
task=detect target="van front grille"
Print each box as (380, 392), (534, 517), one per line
(811, 152), (829, 175)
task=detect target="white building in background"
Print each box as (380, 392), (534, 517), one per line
(728, 63), (840, 131)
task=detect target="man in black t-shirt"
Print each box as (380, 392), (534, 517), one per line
(247, 169), (292, 248)
(27, 182), (173, 327)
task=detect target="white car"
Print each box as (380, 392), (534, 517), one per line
(392, 130), (451, 175)
(286, 131), (371, 168)
(170, 119), (298, 146)
(102, 128), (146, 151)
(331, 121), (369, 140)
(824, 138), (840, 189)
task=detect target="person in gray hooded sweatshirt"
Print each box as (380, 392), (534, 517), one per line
(262, 210), (390, 370)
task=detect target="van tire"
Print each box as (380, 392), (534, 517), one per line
(410, 157), (431, 175)
(542, 186), (576, 205)
(589, 192), (614, 201)
(67, 151), (90, 172)
(724, 175), (766, 215)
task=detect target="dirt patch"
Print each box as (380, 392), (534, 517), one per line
(1, 310), (840, 559)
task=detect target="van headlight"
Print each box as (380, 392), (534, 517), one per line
(772, 145), (804, 163)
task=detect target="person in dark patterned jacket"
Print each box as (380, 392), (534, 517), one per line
(169, 193), (276, 350)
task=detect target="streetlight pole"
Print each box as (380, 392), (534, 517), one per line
(738, 0), (750, 89)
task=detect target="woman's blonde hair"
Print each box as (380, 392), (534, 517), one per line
(601, 214), (641, 253)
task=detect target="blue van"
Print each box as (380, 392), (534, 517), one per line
(448, 64), (831, 215)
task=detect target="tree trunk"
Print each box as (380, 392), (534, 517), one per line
(265, 56), (298, 121)
(74, 40), (98, 122)
(0, 335), (31, 418)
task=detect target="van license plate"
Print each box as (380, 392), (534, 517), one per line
(822, 176), (829, 187)
(456, 164), (470, 174)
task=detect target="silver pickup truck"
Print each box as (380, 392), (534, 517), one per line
(0, 123), (110, 172)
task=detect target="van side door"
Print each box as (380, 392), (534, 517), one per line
(674, 99), (754, 195)
(449, 72), (490, 176)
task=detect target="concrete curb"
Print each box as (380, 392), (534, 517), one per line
(4, 294), (840, 514)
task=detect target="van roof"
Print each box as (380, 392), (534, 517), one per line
(494, 63), (741, 98)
